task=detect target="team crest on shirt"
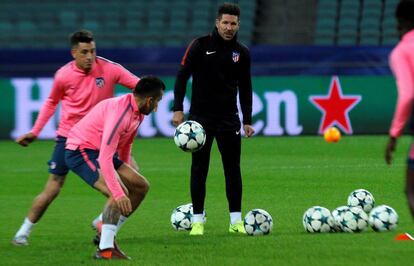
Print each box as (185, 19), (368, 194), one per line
(96, 77), (105, 88)
(232, 52), (240, 63)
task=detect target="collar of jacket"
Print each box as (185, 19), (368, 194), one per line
(210, 27), (238, 45)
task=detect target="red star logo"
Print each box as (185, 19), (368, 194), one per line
(309, 76), (361, 134)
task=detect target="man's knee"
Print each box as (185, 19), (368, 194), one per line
(142, 179), (150, 194)
(137, 177), (150, 194)
(130, 173), (150, 195)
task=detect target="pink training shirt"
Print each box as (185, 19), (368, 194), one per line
(31, 56), (139, 137)
(389, 29), (414, 137)
(66, 93), (144, 200)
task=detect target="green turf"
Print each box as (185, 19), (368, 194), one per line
(1, 136), (414, 265)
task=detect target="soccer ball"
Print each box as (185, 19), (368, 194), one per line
(174, 120), (206, 152)
(324, 127), (341, 143)
(244, 209), (273, 236)
(368, 205), (398, 232)
(170, 203), (207, 231)
(339, 207), (368, 232)
(170, 203), (193, 231)
(302, 206), (334, 233)
(347, 189), (375, 212)
(331, 206), (350, 232)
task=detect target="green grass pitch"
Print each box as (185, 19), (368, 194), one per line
(1, 136), (414, 265)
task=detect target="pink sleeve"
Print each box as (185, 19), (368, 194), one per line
(31, 76), (64, 136)
(98, 106), (127, 200)
(389, 49), (414, 137)
(113, 64), (140, 90)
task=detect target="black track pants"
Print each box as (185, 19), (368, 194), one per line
(191, 129), (242, 214)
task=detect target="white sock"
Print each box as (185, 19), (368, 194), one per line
(15, 217), (35, 238)
(115, 215), (128, 235)
(92, 213), (103, 228)
(192, 214), (204, 223)
(99, 224), (117, 250)
(230, 212), (242, 225)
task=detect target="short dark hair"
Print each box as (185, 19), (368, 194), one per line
(396, 0), (414, 22)
(217, 3), (240, 19)
(133, 76), (165, 98)
(70, 29), (94, 47)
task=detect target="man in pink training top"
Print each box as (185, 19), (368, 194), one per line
(12, 29), (140, 246)
(65, 76), (165, 260)
(386, 0), (414, 217)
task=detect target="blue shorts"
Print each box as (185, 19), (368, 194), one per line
(65, 148), (124, 187)
(48, 136), (69, 176)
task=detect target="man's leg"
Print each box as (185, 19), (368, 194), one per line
(12, 174), (66, 246)
(108, 164), (149, 234)
(91, 160), (145, 245)
(117, 163), (149, 212)
(65, 148), (130, 259)
(216, 130), (245, 233)
(13, 136), (69, 246)
(99, 199), (121, 251)
(189, 131), (214, 235)
(95, 164), (149, 259)
(91, 155), (138, 231)
(27, 174), (66, 222)
(191, 131), (214, 214)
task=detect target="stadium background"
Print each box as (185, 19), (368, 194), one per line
(3, 1), (414, 265)
(0, 0), (400, 138)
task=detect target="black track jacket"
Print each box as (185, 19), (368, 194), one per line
(173, 28), (253, 130)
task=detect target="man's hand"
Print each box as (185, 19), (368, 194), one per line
(385, 137), (397, 165)
(172, 111), (185, 127)
(16, 132), (37, 147)
(115, 196), (132, 216)
(243, 125), (255, 137)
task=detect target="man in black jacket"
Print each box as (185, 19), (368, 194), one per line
(172, 3), (254, 236)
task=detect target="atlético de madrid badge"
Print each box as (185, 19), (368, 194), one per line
(232, 52), (240, 63)
(96, 77), (105, 88)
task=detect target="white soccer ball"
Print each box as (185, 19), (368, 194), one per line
(369, 205), (398, 232)
(244, 209), (273, 236)
(340, 207), (369, 233)
(347, 189), (375, 212)
(303, 206), (334, 233)
(170, 203), (193, 231)
(174, 120), (206, 152)
(331, 206), (350, 232)
(170, 203), (206, 231)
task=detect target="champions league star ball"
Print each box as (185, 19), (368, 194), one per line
(303, 206), (334, 233)
(339, 207), (369, 233)
(347, 189), (375, 213)
(170, 203), (193, 231)
(170, 203), (207, 231)
(368, 205), (398, 232)
(174, 120), (206, 152)
(331, 206), (350, 232)
(244, 209), (273, 236)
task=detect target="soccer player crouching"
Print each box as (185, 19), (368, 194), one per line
(65, 76), (165, 260)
